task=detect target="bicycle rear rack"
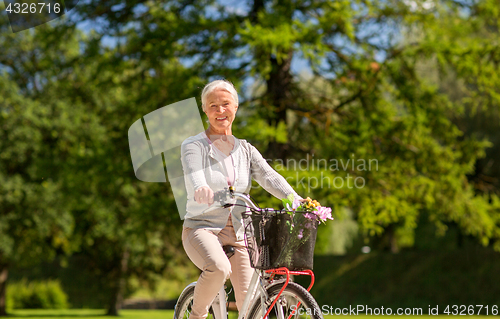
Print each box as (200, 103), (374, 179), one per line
(263, 267), (315, 319)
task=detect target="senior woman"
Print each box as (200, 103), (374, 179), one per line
(180, 79), (302, 319)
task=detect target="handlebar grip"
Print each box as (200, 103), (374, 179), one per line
(193, 188), (230, 205)
(194, 188), (256, 210)
(213, 188), (231, 205)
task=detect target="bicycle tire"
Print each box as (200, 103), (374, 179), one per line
(174, 284), (218, 319)
(247, 281), (323, 319)
(174, 284), (195, 319)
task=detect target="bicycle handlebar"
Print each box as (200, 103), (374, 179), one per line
(213, 186), (262, 211)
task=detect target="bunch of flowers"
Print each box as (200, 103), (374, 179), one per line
(282, 195), (334, 224)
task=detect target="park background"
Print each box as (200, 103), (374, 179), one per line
(1, 0), (500, 317)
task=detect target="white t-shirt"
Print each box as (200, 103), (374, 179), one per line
(202, 132), (235, 186)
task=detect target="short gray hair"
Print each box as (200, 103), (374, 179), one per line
(201, 80), (239, 111)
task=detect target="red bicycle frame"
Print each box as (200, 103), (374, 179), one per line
(262, 267), (315, 319)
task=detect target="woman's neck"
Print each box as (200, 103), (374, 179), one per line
(205, 126), (232, 140)
(205, 126), (234, 156)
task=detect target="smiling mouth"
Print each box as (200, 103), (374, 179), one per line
(216, 117), (227, 121)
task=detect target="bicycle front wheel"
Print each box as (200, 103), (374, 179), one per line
(247, 281), (323, 319)
(174, 284), (196, 319)
(174, 283), (218, 319)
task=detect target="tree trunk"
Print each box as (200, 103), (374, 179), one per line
(106, 249), (129, 316)
(390, 229), (400, 254)
(386, 225), (400, 253)
(249, 0), (295, 160)
(0, 263), (8, 316)
(374, 225), (400, 253)
(264, 49), (294, 160)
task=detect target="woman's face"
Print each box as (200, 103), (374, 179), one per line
(204, 89), (238, 134)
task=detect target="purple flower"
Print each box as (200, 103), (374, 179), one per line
(297, 229), (304, 239)
(304, 212), (316, 220)
(316, 207), (333, 222)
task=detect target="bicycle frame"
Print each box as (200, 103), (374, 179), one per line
(239, 268), (276, 319)
(178, 188), (318, 319)
(207, 266), (315, 319)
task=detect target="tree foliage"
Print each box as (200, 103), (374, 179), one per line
(0, 12), (199, 314)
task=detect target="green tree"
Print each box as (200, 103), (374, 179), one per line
(0, 71), (75, 316)
(411, 0), (500, 197)
(0, 16), (200, 314)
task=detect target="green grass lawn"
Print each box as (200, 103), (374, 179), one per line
(9, 309), (173, 318)
(8, 309), (493, 318)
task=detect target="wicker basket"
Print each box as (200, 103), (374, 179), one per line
(242, 212), (318, 270)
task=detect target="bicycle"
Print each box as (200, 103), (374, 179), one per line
(174, 187), (323, 319)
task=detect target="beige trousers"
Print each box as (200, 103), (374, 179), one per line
(182, 216), (254, 319)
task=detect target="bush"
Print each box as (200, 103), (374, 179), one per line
(7, 279), (69, 309)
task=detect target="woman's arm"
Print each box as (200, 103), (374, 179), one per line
(249, 144), (302, 200)
(181, 140), (214, 204)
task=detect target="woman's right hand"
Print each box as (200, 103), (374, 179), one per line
(194, 186), (214, 205)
